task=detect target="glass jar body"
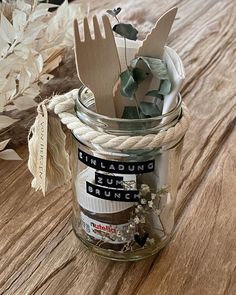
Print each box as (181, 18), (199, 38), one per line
(71, 89), (184, 261)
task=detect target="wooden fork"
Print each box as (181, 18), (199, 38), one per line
(74, 15), (120, 117)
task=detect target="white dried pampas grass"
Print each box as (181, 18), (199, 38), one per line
(0, 0), (86, 160)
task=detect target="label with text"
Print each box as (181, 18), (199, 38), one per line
(78, 149), (154, 174)
(86, 182), (139, 202)
(77, 149), (154, 206)
(81, 211), (131, 244)
(95, 172), (124, 188)
(36, 104), (48, 196)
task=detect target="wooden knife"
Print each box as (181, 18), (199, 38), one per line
(135, 7), (178, 102)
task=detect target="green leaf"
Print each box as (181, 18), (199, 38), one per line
(106, 7), (122, 17)
(132, 67), (149, 83)
(146, 90), (164, 100)
(113, 23), (138, 40)
(120, 69), (138, 98)
(156, 99), (163, 113)
(159, 79), (171, 95)
(122, 106), (140, 119)
(139, 102), (162, 117)
(135, 56), (169, 80)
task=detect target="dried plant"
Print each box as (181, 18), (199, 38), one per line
(106, 7), (171, 119)
(0, 138), (22, 160)
(0, 0), (86, 159)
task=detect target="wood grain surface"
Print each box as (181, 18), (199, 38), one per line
(0, 0), (236, 294)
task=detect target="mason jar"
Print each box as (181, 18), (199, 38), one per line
(71, 87), (188, 261)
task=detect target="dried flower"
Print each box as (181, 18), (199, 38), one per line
(0, 138), (21, 160)
(116, 230), (122, 237)
(140, 216), (145, 223)
(158, 187), (168, 197)
(129, 223), (135, 229)
(0, 0), (86, 129)
(148, 200), (154, 208)
(147, 238), (155, 245)
(140, 184), (150, 195)
(137, 205), (143, 211)
(151, 193), (156, 200)
(134, 216), (140, 224)
(140, 198), (147, 205)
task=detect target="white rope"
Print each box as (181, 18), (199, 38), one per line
(47, 89), (191, 150)
(28, 89), (190, 193)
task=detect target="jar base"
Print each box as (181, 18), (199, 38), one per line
(72, 222), (171, 261)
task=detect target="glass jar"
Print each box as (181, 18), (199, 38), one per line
(71, 87), (185, 261)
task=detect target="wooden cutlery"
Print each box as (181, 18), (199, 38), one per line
(137, 7), (177, 58)
(135, 7), (178, 104)
(113, 7), (177, 117)
(74, 8), (177, 118)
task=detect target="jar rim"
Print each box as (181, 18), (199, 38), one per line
(76, 86), (182, 124)
(75, 86), (183, 135)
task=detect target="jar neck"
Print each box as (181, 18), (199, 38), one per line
(75, 87), (182, 136)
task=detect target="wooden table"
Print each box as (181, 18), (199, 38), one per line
(0, 0), (235, 294)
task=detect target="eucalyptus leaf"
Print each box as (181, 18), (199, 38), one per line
(120, 69), (137, 98)
(130, 57), (139, 68)
(113, 23), (138, 40)
(159, 79), (172, 95)
(156, 99), (164, 114)
(139, 102), (162, 117)
(135, 56), (169, 80)
(106, 7), (122, 17)
(133, 67), (149, 83)
(146, 90), (164, 100)
(122, 106), (140, 119)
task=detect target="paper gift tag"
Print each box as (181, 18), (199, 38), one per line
(35, 103), (48, 196)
